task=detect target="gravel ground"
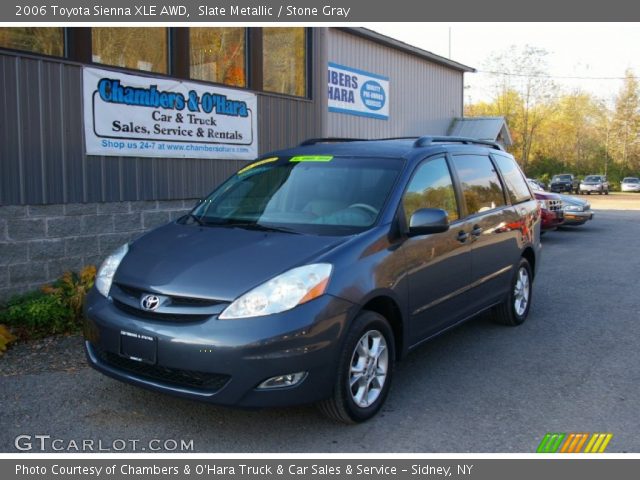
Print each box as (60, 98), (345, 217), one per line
(583, 192), (640, 210)
(0, 334), (86, 377)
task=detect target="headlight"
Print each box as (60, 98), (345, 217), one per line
(219, 263), (332, 319)
(537, 199), (546, 209)
(564, 205), (581, 212)
(95, 244), (129, 297)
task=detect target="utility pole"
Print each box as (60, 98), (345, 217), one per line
(604, 118), (610, 176)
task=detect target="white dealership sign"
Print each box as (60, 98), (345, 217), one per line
(83, 67), (258, 159)
(328, 62), (389, 120)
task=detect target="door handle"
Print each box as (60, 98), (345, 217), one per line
(457, 230), (469, 243)
(471, 225), (483, 237)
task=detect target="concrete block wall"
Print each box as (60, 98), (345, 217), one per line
(0, 200), (196, 302)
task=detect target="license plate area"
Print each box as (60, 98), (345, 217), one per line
(120, 330), (156, 364)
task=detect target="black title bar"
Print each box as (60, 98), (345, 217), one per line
(3, 0), (640, 22)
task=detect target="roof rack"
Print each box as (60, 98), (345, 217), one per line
(299, 137), (366, 147)
(299, 136), (504, 151)
(413, 136), (504, 151)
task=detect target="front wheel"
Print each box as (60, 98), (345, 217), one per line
(317, 311), (395, 423)
(492, 258), (533, 326)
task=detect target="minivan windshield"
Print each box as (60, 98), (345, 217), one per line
(189, 156), (403, 235)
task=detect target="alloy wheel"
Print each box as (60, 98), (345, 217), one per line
(349, 330), (389, 408)
(514, 267), (530, 316)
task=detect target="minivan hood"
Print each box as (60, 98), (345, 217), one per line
(113, 222), (347, 301)
(534, 191), (561, 200)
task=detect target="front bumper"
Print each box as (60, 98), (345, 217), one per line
(621, 185), (640, 192)
(563, 210), (594, 225)
(550, 184), (574, 193)
(580, 184), (603, 192)
(83, 289), (356, 407)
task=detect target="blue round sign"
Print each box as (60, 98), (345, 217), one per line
(360, 80), (386, 111)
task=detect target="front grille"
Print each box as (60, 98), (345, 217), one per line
(115, 283), (220, 307)
(92, 344), (230, 391)
(113, 300), (211, 323)
(547, 199), (563, 212)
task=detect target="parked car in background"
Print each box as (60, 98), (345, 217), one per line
(550, 174), (579, 194)
(534, 191), (564, 231)
(621, 177), (640, 192)
(557, 194), (594, 226)
(528, 180), (564, 231)
(579, 175), (609, 195)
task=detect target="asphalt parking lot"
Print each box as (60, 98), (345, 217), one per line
(1, 195), (639, 453)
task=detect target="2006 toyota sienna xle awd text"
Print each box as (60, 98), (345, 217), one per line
(84, 136), (541, 423)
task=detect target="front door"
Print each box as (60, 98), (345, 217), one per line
(400, 155), (473, 343)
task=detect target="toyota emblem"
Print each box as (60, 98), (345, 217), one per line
(140, 294), (161, 311)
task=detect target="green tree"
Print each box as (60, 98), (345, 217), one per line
(483, 45), (557, 170)
(610, 69), (640, 171)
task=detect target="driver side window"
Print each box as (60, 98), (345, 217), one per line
(403, 157), (459, 224)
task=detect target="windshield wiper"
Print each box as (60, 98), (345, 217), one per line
(184, 213), (205, 226)
(224, 222), (300, 234)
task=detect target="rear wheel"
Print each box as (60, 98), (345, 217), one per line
(492, 258), (533, 326)
(318, 311), (395, 423)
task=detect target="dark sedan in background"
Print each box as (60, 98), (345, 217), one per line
(550, 174), (579, 194)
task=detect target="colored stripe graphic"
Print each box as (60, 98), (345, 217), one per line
(537, 433), (565, 453)
(564, 433), (588, 453)
(584, 433), (613, 453)
(538, 433), (613, 453)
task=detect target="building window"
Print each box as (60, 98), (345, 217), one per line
(0, 28), (64, 57)
(189, 28), (246, 87)
(92, 28), (168, 74)
(262, 28), (307, 97)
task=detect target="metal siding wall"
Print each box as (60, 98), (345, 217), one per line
(327, 30), (464, 138)
(0, 28), (326, 205)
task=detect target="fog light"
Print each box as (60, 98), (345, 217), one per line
(257, 372), (307, 389)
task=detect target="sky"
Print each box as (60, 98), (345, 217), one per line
(370, 23), (640, 106)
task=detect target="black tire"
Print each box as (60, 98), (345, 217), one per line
(492, 258), (533, 326)
(317, 310), (395, 423)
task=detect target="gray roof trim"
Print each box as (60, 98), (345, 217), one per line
(336, 27), (476, 73)
(448, 116), (513, 146)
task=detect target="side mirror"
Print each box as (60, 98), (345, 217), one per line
(408, 208), (450, 236)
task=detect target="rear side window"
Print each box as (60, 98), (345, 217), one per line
(451, 155), (506, 215)
(403, 156), (459, 223)
(493, 155), (532, 204)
